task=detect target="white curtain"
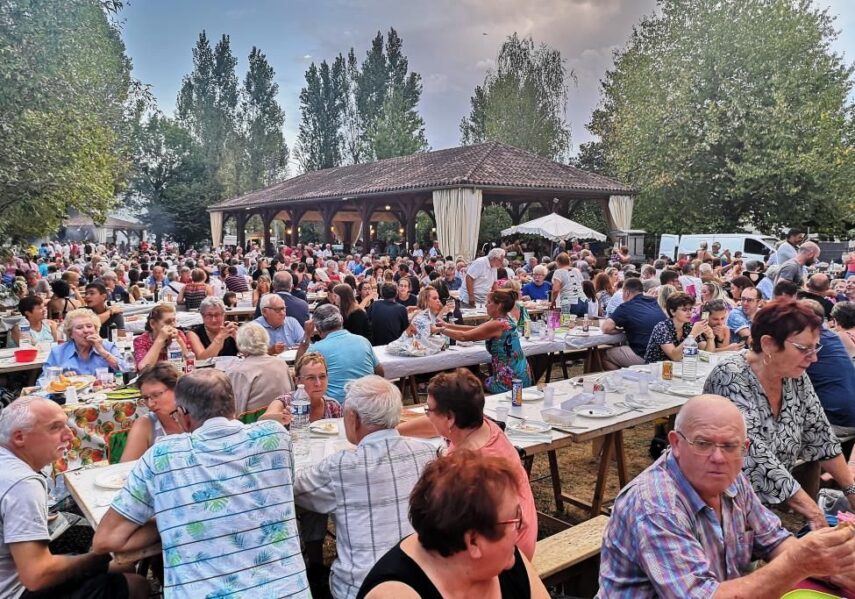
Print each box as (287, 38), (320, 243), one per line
(94, 227), (108, 244)
(433, 187), (483, 262)
(209, 211), (223, 247)
(608, 195), (634, 231)
(332, 221), (347, 243)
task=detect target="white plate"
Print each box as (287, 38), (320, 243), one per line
(506, 389), (544, 402)
(309, 419), (339, 436)
(507, 420), (552, 434)
(93, 463), (136, 490)
(668, 386), (699, 397)
(628, 365), (651, 373)
(573, 404), (619, 418)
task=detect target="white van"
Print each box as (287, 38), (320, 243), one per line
(658, 234), (779, 263)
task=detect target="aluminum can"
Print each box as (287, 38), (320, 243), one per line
(511, 379), (523, 407)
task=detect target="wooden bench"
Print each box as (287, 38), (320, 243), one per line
(533, 515), (608, 592)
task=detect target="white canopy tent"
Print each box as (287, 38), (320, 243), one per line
(501, 213), (607, 242)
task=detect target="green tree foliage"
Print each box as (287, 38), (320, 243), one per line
(0, 0), (134, 245)
(461, 34), (572, 161)
(341, 49), (368, 164)
(356, 29), (428, 160)
(127, 115), (221, 249)
(295, 58), (345, 171)
(242, 46), (288, 189)
(589, 0), (855, 235)
(478, 206), (512, 246)
(176, 32), (241, 194)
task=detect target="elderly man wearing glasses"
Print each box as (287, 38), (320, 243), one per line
(254, 293), (304, 354)
(599, 395), (855, 598)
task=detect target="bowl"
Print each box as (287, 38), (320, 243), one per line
(14, 348), (38, 363)
(540, 407), (576, 427)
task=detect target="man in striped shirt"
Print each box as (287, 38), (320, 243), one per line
(293, 375), (437, 599)
(94, 369), (310, 598)
(598, 395), (855, 598)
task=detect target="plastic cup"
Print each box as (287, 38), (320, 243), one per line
(45, 366), (62, 384)
(542, 386), (555, 408)
(494, 402), (510, 423)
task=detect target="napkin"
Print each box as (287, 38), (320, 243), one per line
(504, 428), (554, 444)
(560, 393), (595, 412)
(620, 369), (653, 382)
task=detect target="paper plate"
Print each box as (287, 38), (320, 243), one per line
(44, 375), (95, 394)
(506, 389), (544, 402)
(574, 405), (619, 418)
(308, 419), (339, 436)
(507, 420), (552, 434)
(94, 463), (136, 490)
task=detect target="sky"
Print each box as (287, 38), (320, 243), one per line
(118, 0), (855, 163)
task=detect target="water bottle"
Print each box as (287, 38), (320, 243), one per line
(682, 334), (698, 382)
(18, 321), (32, 347)
(167, 339), (184, 371)
(109, 323), (118, 344)
(290, 385), (311, 459)
(123, 349), (136, 382)
(184, 351), (195, 374)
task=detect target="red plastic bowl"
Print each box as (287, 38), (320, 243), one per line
(14, 349), (37, 363)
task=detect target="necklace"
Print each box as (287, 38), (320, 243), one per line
(455, 422), (485, 448)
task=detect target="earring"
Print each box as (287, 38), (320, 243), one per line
(762, 352), (772, 367)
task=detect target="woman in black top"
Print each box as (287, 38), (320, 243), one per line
(186, 296), (239, 359)
(331, 283), (372, 341)
(357, 451), (547, 599)
(395, 277), (417, 307)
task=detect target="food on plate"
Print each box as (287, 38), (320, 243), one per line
(46, 373), (92, 393)
(310, 421), (338, 434)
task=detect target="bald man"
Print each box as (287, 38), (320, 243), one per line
(598, 395), (855, 598)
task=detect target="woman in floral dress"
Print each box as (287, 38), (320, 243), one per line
(436, 289), (532, 393)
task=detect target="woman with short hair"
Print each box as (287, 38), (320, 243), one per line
(831, 301), (855, 359)
(358, 450), (548, 598)
(226, 322), (293, 415)
(262, 352), (342, 427)
(187, 296), (239, 359)
(644, 292), (710, 363)
(704, 298), (855, 528)
(122, 362), (183, 462)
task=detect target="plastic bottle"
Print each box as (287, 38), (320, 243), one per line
(184, 351), (196, 374)
(290, 385), (311, 459)
(167, 339), (184, 371)
(123, 349), (137, 382)
(109, 323), (118, 344)
(682, 334), (698, 382)
(18, 321), (32, 347)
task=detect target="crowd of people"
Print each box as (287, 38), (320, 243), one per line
(1, 228), (855, 597)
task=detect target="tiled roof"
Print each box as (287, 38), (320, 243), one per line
(64, 214), (146, 229)
(210, 142), (633, 211)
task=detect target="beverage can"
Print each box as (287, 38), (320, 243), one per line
(662, 361), (673, 381)
(523, 319), (531, 340)
(184, 352), (196, 374)
(511, 379), (523, 407)
(582, 318), (590, 333)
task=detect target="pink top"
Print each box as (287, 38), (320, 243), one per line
(133, 330), (190, 368)
(448, 418), (537, 559)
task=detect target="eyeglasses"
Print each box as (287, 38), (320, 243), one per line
(299, 374), (328, 384)
(740, 297), (759, 303)
(169, 406), (189, 423)
(141, 389), (168, 403)
(676, 431), (748, 457)
(496, 505), (524, 531)
(423, 404), (439, 414)
(263, 307), (285, 312)
(788, 341), (823, 356)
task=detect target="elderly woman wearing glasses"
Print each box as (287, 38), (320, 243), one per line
(359, 451), (549, 598)
(187, 296), (239, 359)
(703, 298), (855, 528)
(121, 363), (183, 462)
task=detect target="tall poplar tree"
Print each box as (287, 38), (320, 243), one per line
(295, 57), (345, 172)
(242, 46), (288, 189)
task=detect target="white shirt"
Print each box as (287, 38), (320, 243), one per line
(459, 256), (496, 305)
(293, 430), (437, 599)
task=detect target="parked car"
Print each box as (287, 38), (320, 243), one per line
(658, 233), (778, 263)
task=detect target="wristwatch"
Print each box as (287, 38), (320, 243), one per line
(843, 483), (855, 497)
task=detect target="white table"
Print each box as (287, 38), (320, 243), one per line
(482, 360), (717, 516)
(0, 346), (50, 375)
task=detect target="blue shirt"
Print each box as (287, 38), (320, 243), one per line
(605, 291), (625, 317)
(309, 329), (379, 402)
(254, 315), (304, 347)
(610, 295), (667, 357)
(726, 307), (751, 338)
(521, 280), (551, 301)
(37, 341), (127, 387)
(807, 328), (855, 428)
(598, 452), (791, 598)
(756, 277), (773, 300)
(111, 418), (310, 598)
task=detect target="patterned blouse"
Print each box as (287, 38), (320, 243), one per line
(644, 318), (693, 363)
(702, 352), (842, 506)
(484, 317), (532, 393)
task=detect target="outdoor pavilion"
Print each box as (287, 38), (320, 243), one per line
(62, 213), (147, 246)
(208, 141), (635, 261)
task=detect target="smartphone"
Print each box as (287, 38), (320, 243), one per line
(702, 311), (710, 321)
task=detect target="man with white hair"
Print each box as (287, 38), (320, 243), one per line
(459, 248), (505, 307)
(599, 395), (855, 597)
(0, 397), (148, 598)
(254, 293), (304, 353)
(293, 375), (436, 599)
(297, 304), (383, 402)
